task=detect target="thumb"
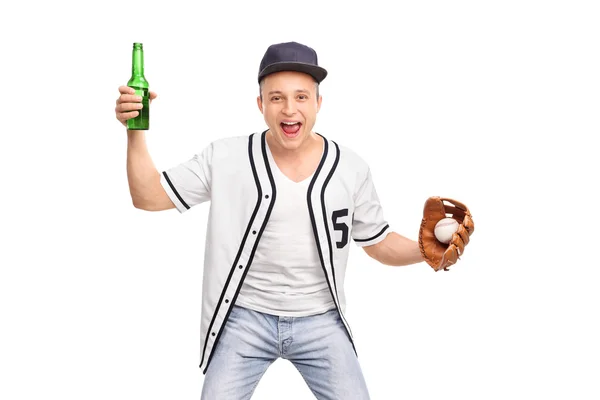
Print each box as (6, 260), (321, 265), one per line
(148, 90), (157, 105)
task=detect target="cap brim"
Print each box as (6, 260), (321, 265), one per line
(258, 62), (328, 83)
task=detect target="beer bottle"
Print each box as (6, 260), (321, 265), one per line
(127, 43), (150, 130)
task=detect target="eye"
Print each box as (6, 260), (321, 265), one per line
(271, 96), (281, 102)
(298, 95), (308, 100)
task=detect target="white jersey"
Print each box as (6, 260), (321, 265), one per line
(159, 130), (391, 373)
(235, 139), (335, 317)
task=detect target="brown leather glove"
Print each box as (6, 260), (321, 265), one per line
(418, 197), (474, 271)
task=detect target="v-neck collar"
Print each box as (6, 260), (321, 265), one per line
(264, 132), (325, 185)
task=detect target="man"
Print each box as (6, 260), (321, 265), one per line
(115, 41), (474, 399)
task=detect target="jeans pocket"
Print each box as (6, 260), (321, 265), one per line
(229, 304), (244, 318)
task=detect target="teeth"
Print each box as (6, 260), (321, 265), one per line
(282, 122), (299, 125)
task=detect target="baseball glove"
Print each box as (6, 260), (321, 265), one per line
(418, 197), (474, 271)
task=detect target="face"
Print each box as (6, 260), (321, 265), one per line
(257, 71), (322, 152)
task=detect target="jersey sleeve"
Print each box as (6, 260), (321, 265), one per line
(159, 143), (213, 213)
(351, 167), (391, 247)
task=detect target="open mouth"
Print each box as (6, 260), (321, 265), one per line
(280, 121), (302, 138)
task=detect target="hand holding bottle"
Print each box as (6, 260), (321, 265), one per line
(117, 42), (153, 130)
(115, 86), (158, 128)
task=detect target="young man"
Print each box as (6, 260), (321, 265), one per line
(115, 41), (474, 399)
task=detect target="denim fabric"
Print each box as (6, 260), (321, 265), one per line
(201, 304), (371, 399)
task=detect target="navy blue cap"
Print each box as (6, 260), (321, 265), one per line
(258, 41), (328, 84)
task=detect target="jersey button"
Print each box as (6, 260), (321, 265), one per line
(239, 265), (243, 269)
(252, 230), (257, 235)
(265, 195), (269, 199)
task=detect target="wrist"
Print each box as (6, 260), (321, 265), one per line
(127, 129), (146, 141)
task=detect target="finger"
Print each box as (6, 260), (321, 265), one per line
(450, 232), (465, 254)
(115, 102), (144, 113)
(149, 91), (158, 100)
(117, 111), (139, 122)
(119, 85), (136, 95)
(117, 94), (143, 105)
(439, 245), (459, 271)
(455, 224), (470, 246)
(463, 214), (475, 235)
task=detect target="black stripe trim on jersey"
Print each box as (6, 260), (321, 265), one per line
(321, 140), (341, 298)
(307, 137), (357, 357)
(199, 132), (265, 372)
(162, 171), (190, 210)
(319, 140), (353, 339)
(354, 224), (390, 242)
(203, 130), (277, 374)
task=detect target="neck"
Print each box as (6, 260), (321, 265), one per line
(132, 48), (144, 77)
(267, 131), (321, 161)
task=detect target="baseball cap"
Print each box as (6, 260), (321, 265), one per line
(258, 41), (328, 84)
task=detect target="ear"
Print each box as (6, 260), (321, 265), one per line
(257, 96), (264, 114)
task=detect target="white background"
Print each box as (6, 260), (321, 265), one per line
(1, 0), (598, 399)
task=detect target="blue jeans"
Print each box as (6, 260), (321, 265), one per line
(201, 304), (371, 399)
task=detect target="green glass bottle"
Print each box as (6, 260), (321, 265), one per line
(127, 43), (150, 130)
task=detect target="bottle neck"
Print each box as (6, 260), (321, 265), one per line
(131, 48), (144, 77)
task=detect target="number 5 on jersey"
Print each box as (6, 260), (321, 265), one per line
(332, 208), (349, 249)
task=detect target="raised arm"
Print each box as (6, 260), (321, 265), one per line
(115, 85), (174, 211)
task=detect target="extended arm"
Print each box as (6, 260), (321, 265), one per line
(362, 232), (424, 267)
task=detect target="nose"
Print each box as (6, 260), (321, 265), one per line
(282, 99), (297, 116)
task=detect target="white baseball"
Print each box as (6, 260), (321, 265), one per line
(434, 217), (459, 244)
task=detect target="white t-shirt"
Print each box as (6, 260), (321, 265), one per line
(235, 141), (335, 317)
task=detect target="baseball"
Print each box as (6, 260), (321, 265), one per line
(434, 218), (459, 244)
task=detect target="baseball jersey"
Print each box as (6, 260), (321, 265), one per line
(159, 130), (391, 374)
